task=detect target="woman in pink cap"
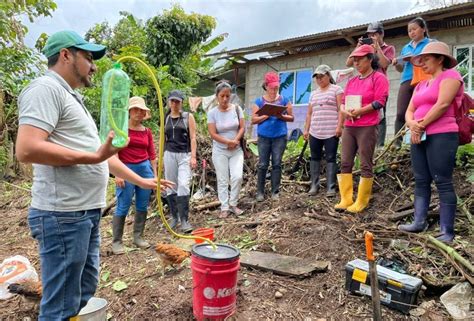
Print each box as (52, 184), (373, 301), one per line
(251, 72), (294, 201)
(335, 44), (389, 213)
(398, 42), (463, 243)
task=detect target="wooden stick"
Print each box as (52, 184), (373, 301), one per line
(387, 204), (437, 221)
(194, 200), (221, 211)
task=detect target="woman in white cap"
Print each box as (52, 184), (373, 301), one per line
(163, 90), (197, 232)
(112, 96), (156, 254)
(303, 65), (344, 197)
(398, 42), (463, 243)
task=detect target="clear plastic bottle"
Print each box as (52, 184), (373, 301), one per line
(99, 63), (130, 147)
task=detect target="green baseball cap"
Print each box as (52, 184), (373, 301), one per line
(42, 30), (106, 60)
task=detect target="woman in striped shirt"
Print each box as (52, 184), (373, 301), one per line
(303, 65), (344, 197)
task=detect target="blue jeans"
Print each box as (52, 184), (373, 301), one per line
(28, 208), (101, 321)
(116, 160), (154, 216)
(257, 135), (287, 194)
(410, 133), (458, 204)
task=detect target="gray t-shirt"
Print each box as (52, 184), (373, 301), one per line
(18, 70), (109, 212)
(207, 104), (244, 151)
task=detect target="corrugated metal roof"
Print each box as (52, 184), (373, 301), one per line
(214, 1), (474, 58)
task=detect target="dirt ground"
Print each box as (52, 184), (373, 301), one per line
(0, 153), (472, 320)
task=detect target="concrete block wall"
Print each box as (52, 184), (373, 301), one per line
(244, 28), (474, 139)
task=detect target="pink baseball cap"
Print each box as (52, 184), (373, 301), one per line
(349, 44), (375, 58)
(264, 72), (280, 89)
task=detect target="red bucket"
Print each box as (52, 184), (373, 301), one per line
(191, 244), (240, 321)
(192, 228), (215, 244)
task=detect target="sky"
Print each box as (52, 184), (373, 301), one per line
(24, 0), (433, 53)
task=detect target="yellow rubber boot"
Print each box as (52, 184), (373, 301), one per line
(347, 177), (373, 213)
(334, 174), (354, 210)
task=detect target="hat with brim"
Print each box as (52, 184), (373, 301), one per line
(349, 44), (375, 58)
(42, 30), (106, 60)
(168, 90), (185, 102)
(129, 96), (151, 120)
(409, 41), (457, 69)
(312, 64), (335, 83)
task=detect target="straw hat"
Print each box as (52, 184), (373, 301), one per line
(410, 42), (458, 69)
(129, 96), (151, 120)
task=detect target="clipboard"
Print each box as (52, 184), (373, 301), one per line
(256, 103), (287, 117)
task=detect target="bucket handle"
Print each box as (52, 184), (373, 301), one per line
(192, 264), (240, 276)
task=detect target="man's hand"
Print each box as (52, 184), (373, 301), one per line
(115, 177), (125, 188)
(94, 131), (128, 163)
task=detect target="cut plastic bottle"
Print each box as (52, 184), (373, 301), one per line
(99, 63), (130, 147)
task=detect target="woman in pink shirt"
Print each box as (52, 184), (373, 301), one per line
(335, 45), (389, 213)
(399, 42), (463, 243)
(112, 97), (157, 254)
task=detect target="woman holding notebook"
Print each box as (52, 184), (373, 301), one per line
(251, 72), (294, 202)
(335, 44), (389, 213)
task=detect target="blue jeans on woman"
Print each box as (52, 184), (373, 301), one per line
(28, 208), (101, 321)
(410, 132), (458, 204)
(116, 160), (154, 216)
(257, 135), (287, 196)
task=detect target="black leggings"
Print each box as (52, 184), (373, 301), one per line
(395, 80), (414, 135)
(309, 135), (339, 163)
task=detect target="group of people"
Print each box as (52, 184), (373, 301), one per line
(15, 15), (465, 319)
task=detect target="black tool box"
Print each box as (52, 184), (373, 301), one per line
(345, 259), (423, 314)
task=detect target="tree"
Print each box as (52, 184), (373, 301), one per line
(0, 0), (57, 177)
(145, 4), (216, 83)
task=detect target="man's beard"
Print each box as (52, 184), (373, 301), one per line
(72, 62), (92, 88)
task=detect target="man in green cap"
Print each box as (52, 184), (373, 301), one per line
(15, 30), (172, 320)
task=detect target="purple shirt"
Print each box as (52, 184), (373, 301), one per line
(378, 43), (395, 76)
(412, 69), (463, 135)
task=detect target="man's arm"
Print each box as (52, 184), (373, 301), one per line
(15, 125), (120, 166)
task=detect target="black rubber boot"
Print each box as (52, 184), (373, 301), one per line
(394, 120), (404, 148)
(112, 215), (126, 255)
(271, 167), (282, 196)
(326, 162), (337, 197)
(436, 203), (456, 243)
(177, 195), (193, 233)
(167, 194), (179, 229)
(308, 160), (320, 196)
(256, 167), (267, 202)
(133, 211), (150, 249)
(398, 197), (429, 233)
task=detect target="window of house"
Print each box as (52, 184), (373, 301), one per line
(454, 44), (474, 95)
(279, 69), (312, 105)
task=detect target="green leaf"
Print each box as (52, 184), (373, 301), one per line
(112, 280), (128, 292)
(101, 270), (110, 282)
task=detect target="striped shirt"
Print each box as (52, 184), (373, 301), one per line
(308, 84), (343, 139)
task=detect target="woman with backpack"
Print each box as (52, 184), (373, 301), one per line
(208, 82), (245, 218)
(164, 90), (197, 232)
(398, 42), (463, 243)
(112, 97), (157, 254)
